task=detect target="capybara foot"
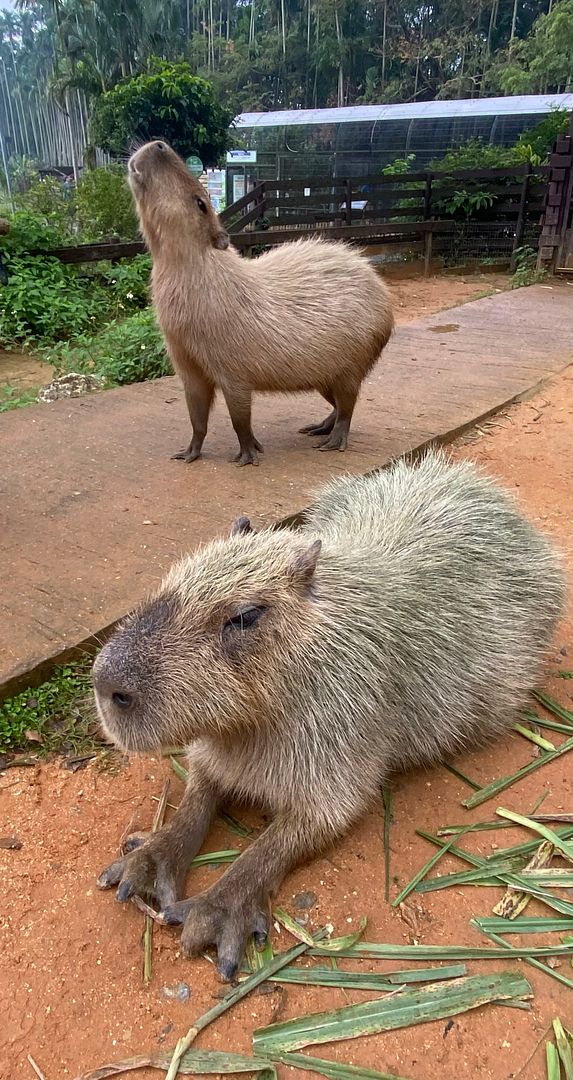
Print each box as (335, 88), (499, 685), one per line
(171, 446), (201, 463)
(316, 427), (348, 452)
(299, 410), (336, 437)
(233, 439), (263, 467)
(161, 887), (269, 982)
(97, 833), (185, 910)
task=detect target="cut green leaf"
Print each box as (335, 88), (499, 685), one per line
(475, 916), (573, 934)
(393, 827), (473, 907)
(382, 784), (393, 902)
(533, 691), (573, 725)
(252, 972), (532, 1053)
(496, 808), (573, 864)
(309, 941), (573, 961)
(75, 1049), (276, 1080)
(270, 1052), (410, 1080)
(546, 1041), (561, 1080)
(251, 962), (467, 991)
(554, 1018), (573, 1080)
(513, 722), (556, 751)
(471, 923), (573, 990)
(462, 736), (573, 809)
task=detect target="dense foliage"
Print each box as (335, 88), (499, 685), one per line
(0, 205), (151, 349)
(91, 60), (232, 160)
(0, 0), (571, 174)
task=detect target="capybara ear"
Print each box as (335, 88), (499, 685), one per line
(230, 516), (253, 537)
(289, 539), (322, 591)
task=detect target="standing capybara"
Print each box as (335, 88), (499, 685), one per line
(128, 139), (393, 464)
(93, 452), (564, 979)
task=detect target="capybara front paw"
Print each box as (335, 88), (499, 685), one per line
(161, 888), (269, 981)
(97, 833), (183, 910)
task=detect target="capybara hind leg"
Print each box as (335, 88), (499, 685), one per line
(222, 386), (263, 466)
(317, 385), (358, 452)
(97, 767), (218, 910)
(171, 361), (215, 463)
(299, 391), (337, 436)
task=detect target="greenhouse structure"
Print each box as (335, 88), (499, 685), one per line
(230, 94), (573, 184)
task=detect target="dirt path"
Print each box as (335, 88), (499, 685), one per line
(1, 362), (572, 1080)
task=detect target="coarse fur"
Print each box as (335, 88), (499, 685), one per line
(128, 140), (394, 464)
(93, 452), (565, 979)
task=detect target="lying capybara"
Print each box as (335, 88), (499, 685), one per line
(93, 452), (564, 979)
(128, 140), (393, 465)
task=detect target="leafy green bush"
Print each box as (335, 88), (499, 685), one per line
(91, 58), (232, 163)
(21, 175), (75, 236)
(76, 165), (138, 241)
(0, 253), (110, 347)
(429, 139), (518, 173)
(511, 245), (548, 288)
(438, 188), (496, 220)
(48, 307), (170, 386)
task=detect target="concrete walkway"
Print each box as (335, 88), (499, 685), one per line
(1, 283), (572, 695)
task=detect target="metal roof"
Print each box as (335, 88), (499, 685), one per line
(234, 94), (573, 129)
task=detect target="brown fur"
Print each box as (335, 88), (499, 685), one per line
(128, 140), (394, 464)
(93, 453), (564, 981)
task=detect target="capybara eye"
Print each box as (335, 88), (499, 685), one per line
(225, 606), (266, 632)
(112, 691), (133, 710)
(196, 197), (208, 215)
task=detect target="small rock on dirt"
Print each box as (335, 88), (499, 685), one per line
(293, 890), (317, 910)
(37, 372), (104, 402)
(0, 836), (23, 850)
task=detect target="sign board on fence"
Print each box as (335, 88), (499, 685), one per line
(232, 174), (246, 203)
(226, 149), (257, 165)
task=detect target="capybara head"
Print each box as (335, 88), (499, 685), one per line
(128, 140), (229, 253)
(92, 523), (321, 753)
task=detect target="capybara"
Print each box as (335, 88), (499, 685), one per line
(93, 452), (564, 979)
(127, 140), (394, 465)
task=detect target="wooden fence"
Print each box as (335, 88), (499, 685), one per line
(21, 162), (554, 273)
(219, 163), (547, 269)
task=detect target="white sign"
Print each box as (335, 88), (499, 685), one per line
(232, 174), (246, 203)
(226, 149), (257, 165)
(206, 168), (226, 212)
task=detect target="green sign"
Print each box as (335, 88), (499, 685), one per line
(186, 155), (204, 176)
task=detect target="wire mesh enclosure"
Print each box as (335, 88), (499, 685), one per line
(234, 96), (573, 181)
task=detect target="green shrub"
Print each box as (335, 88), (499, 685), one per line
(76, 165), (138, 241)
(49, 307), (170, 386)
(429, 139), (518, 173)
(0, 254), (110, 347)
(0, 385), (39, 412)
(511, 245), (548, 288)
(21, 175), (75, 236)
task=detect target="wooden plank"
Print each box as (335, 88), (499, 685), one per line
(219, 182), (265, 223)
(31, 240), (146, 263)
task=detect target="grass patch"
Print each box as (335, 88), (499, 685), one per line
(0, 660), (97, 756)
(0, 384), (39, 412)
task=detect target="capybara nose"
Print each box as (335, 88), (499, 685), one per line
(93, 666), (137, 711)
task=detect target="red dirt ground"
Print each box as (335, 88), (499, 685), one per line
(2, 305), (572, 1080)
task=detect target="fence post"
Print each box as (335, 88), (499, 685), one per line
(345, 178), (353, 225)
(423, 172), (433, 220)
(423, 224), (433, 277)
(538, 111), (573, 272)
(511, 162), (532, 270)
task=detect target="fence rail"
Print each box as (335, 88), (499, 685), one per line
(20, 163), (555, 272)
